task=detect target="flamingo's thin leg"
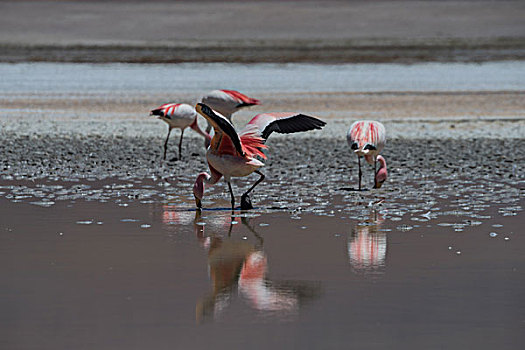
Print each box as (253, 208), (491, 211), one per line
(373, 155), (377, 188)
(178, 128), (185, 160)
(163, 127), (172, 161)
(241, 171), (265, 210)
(358, 156), (362, 191)
(227, 181), (235, 210)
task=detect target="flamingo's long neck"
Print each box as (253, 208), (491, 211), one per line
(374, 155), (388, 188)
(190, 118), (212, 143)
(193, 167), (223, 207)
(195, 172), (215, 193)
(212, 108), (233, 121)
(377, 155), (387, 171)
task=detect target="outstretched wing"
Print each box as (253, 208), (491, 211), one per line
(247, 113), (326, 140)
(195, 103), (244, 156)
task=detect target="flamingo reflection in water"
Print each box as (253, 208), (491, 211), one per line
(348, 210), (387, 275)
(192, 211), (321, 323)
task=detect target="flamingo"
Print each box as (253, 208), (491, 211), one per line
(193, 103), (326, 210)
(150, 103), (211, 160)
(347, 120), (388, 190)
(201, 89), (261, 133)
(150, 90), (259, 160)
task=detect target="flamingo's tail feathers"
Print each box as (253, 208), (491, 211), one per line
(239, 124), (268, 159)
(222, 90), (261, 107)
(150, 108), (164, 117)
(237, 99), (260, 108)
(150, 103), (182, 119)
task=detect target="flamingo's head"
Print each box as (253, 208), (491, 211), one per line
(195, 103), (224, 130)
(373, 155), (388, 189)
(193, 172), (210, 209)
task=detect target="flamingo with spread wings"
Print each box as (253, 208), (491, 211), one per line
(150, 103), (211, 160)
(347, 120), (388, 190)
(193, 103), (326, 210)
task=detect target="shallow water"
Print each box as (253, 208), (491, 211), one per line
(1, 61), (525, 95)
(1, 199), (523, 349)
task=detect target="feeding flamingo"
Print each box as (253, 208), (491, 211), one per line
(149, 103), (211, 160)
(347, 120), (388, 190)
(201, 89), (261, 133)
(193, 103), (326, 210)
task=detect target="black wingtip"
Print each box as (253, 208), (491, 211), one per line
(236, 102), (258, 108)
(302, 114), (327, 128)
(261, 114), (326, 140)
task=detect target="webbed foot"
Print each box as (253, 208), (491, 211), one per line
(240, 194), (254, 210)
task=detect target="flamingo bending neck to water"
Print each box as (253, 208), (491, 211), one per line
(193, 103), (326, 210)
(347, 120), (388, 190)
(150, 103), (211, 160)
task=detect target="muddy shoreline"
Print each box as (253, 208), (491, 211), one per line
(2, 38), (525, 64)
(1, 135), (522, 221)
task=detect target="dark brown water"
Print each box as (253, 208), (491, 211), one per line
(1, 198), (523, 350)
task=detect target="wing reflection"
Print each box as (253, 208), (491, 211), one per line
(348, 210), (387, 274)
(194, 212), (321, 323)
